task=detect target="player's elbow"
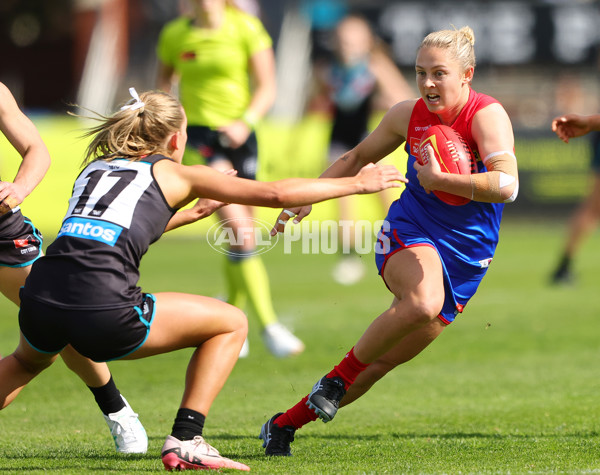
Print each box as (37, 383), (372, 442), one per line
(260, 186), (288, 208)
(500, 173), (519, 203)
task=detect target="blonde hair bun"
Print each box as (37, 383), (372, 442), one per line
(459, 26), (475, 46)
(419, 25), (477, 71)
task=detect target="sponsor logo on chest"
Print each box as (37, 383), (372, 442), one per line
(57, 217), (123, 246)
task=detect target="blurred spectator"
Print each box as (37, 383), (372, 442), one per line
(550, 113), (600, 284)
(301, 0), (348, 63)
(308, 14), (414, 285)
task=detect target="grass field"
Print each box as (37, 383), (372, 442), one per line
(0, 114), (599, 472)
(0, 217), (599, 474)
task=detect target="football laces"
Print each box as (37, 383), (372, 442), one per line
(446, 141), (459, 162)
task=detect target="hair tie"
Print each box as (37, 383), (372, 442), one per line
(120, 87), (145, 111)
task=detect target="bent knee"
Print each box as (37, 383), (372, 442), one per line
(405, 298), (443, 327)
(228, 306), (249, 336)
(13, 352), (54, 375)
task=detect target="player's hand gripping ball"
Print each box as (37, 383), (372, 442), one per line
(418, 125), (476, 206)
(0, 196), (19, 216)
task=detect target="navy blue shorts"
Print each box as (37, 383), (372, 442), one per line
(19, 293), (156, 362)
(185, 125), (258, 180)
(0, 209), (43, 267)
(375, 214), (491, 325)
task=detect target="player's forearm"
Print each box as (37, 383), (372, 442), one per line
(164, 207), (213, 232)
(425, 173), (473, 200)
(13, 146), (51, 197)
(428, 152), (519, 204)
(249, 177), (362, 208)
(164, 211), (190, 232)
(320, 150), (365, 179)
(470, 171), (518, 203)
(585, 114), (600, 131)
(164, 200), (226, 232)
(164, 208), (210, 232)
(470, 152), (519, 203)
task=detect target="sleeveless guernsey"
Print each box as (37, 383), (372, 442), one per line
(22, 155), (176, 310)
(376, 89), (506, 323)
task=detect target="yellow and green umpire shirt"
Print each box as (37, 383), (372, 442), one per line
(157, 7), (272, 128)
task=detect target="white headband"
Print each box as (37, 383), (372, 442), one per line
(120, 87), (145, 111)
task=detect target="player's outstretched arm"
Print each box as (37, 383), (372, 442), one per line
(210, 162), (405, 207)
(551, 113), (600, 143)
(164, 197), (230, 232)
(164, 169), (237, 232)
(0, 82), (51, 212)
(159, 161), (406, 219)
(269, 163), (407, 235)
(270, 101), (414, 235)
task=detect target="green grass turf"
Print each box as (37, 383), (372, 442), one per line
(1, 113), (599, 472)
(0, 217), (599, 474)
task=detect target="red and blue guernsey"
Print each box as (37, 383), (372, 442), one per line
(375, 89), (505, 324)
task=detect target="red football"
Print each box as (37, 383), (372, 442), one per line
(418, 125), (475, 206)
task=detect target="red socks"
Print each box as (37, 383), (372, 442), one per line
(327, 346), (369, 389)
(274, 347), (368, 430)
(274, 396), (318, 429)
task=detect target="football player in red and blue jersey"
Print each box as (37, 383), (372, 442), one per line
(262, 25), (519, 457)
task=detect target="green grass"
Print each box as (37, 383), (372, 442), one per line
(1, 218), (600, 473)
(0, 114), (599, 472)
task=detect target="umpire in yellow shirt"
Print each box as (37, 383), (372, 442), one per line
(157, 0), (305, 358)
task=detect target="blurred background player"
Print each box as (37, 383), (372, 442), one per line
(550, 114), (600, 284)
(0, 88), (404, 471)
(260, 25), (519, 457)
(156, 0), (304, 358)
(309, 13), (414, 285)
(0, 81), (147, 454)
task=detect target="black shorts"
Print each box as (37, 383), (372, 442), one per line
(185, 125), (258, 180)
(0, 209), (43, 267)
(19, 293), (156, 362)
(329, 98), (371, 157)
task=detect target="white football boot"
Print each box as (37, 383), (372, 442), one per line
(103, 396), (148, 454)
(262, 322), (305, 358)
